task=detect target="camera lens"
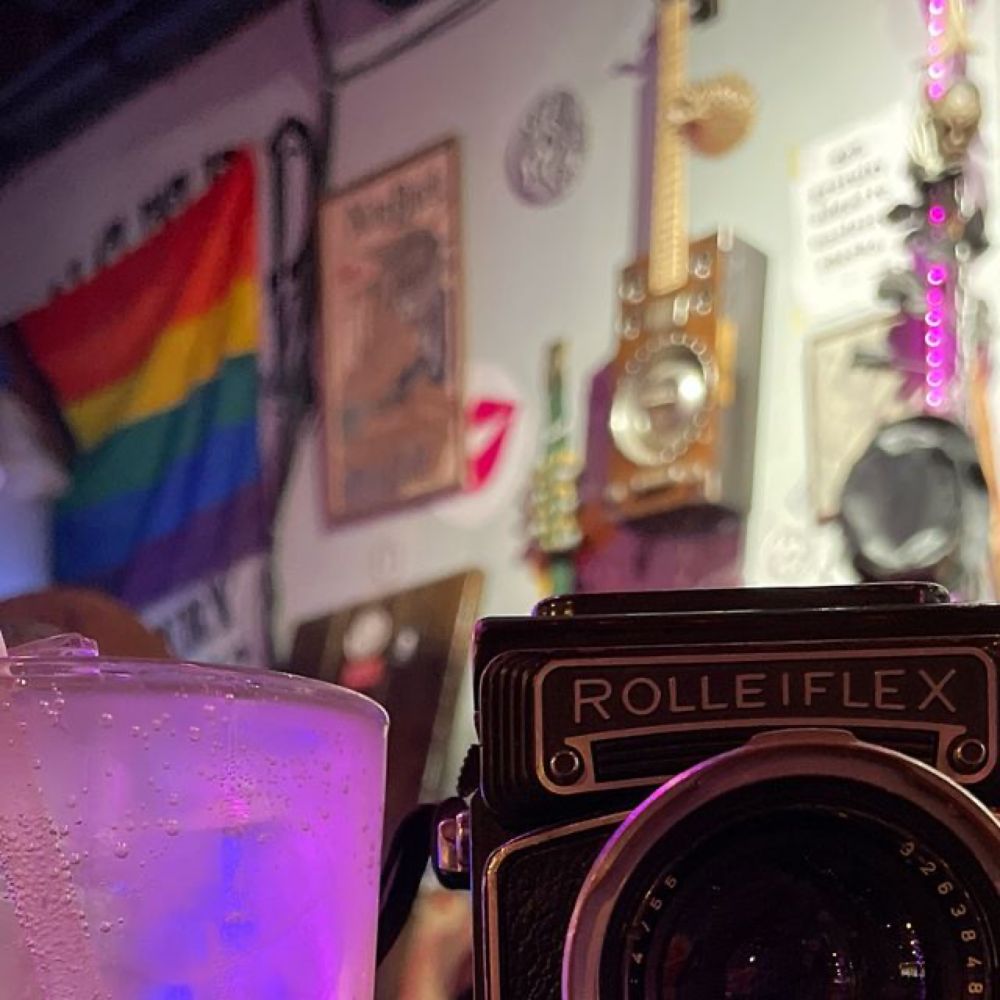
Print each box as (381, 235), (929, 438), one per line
(565, 733), (1000, 1000)
(618, 797), (994, 998)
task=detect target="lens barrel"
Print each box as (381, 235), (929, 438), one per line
(563, 730), (1000, 999)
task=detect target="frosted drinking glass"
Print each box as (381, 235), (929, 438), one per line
(0, 655), (388, 1000)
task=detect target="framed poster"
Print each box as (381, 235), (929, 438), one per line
(319, 138), (466, 523)
(805, 314), (914, 521)
(286, 569), (483, 859)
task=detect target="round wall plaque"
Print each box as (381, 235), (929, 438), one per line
(506, 89), (587, 206)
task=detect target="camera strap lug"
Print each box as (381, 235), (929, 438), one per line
(433, 798), (472, 889)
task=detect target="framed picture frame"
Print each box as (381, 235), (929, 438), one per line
(319, 138), (466, 524)
(805, 313), (915, 521)
(286, 569), (483, 860)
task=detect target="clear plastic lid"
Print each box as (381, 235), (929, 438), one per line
(0, 632), (388, 727)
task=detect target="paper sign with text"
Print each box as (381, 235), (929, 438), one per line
(792, 105), (912, 325)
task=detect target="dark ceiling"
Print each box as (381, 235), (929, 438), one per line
(0, 0), (434, 186)
(0, 0), (291, 185)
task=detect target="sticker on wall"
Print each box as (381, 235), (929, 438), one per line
(366, 534), (409, 591)
(506, 89), (588, 206)
(435, 362), (533, 526)
(757, 521), (845, 586)
(466, 397), (516, 492)
(340, 604), (394, 690)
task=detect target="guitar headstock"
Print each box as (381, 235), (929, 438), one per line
(690, 0), (719, 24)
(657, 0), (718, 19)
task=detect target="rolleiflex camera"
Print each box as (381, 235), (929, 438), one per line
(440, 584), (1000, 999)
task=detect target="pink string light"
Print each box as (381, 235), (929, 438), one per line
(923, 0), (961, 101)
(923, 259), (952, 412)
(919, 1), (966, 417)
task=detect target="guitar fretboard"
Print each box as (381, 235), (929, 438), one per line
(649, 0), (689, 297)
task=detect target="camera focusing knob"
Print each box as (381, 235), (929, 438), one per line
(433, 801), (471, 890)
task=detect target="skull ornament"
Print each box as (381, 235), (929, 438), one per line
(931, 80), (982, 164)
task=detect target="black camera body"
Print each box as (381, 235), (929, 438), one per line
(464, 585), (1000, 999)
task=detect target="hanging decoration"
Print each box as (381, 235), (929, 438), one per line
(506, 89), (588, 207)
(897, 0), (984, 419)
(840, 0), (996, 598)
(569, 0), (758, 594)
(11, 152), (272, 666)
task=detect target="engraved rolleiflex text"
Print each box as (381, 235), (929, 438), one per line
(571, 666), (958, 727)
(534, 650), (995, 795)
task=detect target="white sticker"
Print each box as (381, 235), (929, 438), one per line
(434, 362), (535, 527)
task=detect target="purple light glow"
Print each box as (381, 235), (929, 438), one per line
(224, 795), (252, 823)
(922, 0), (958, 415)
(0, 659), (389, 998)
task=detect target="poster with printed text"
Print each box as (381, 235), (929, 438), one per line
(791, 105), (912, 325)
(319, 138), (465, 524)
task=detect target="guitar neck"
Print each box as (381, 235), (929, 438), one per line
(649, 0), (690, 297)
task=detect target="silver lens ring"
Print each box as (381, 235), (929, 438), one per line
(562, 728), (1000, 998)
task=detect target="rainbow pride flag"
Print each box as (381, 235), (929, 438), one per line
(15, 151), (268, 619)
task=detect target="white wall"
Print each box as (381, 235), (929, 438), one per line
(1, 0), (998, 783)
(0, 495), (49, 599)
